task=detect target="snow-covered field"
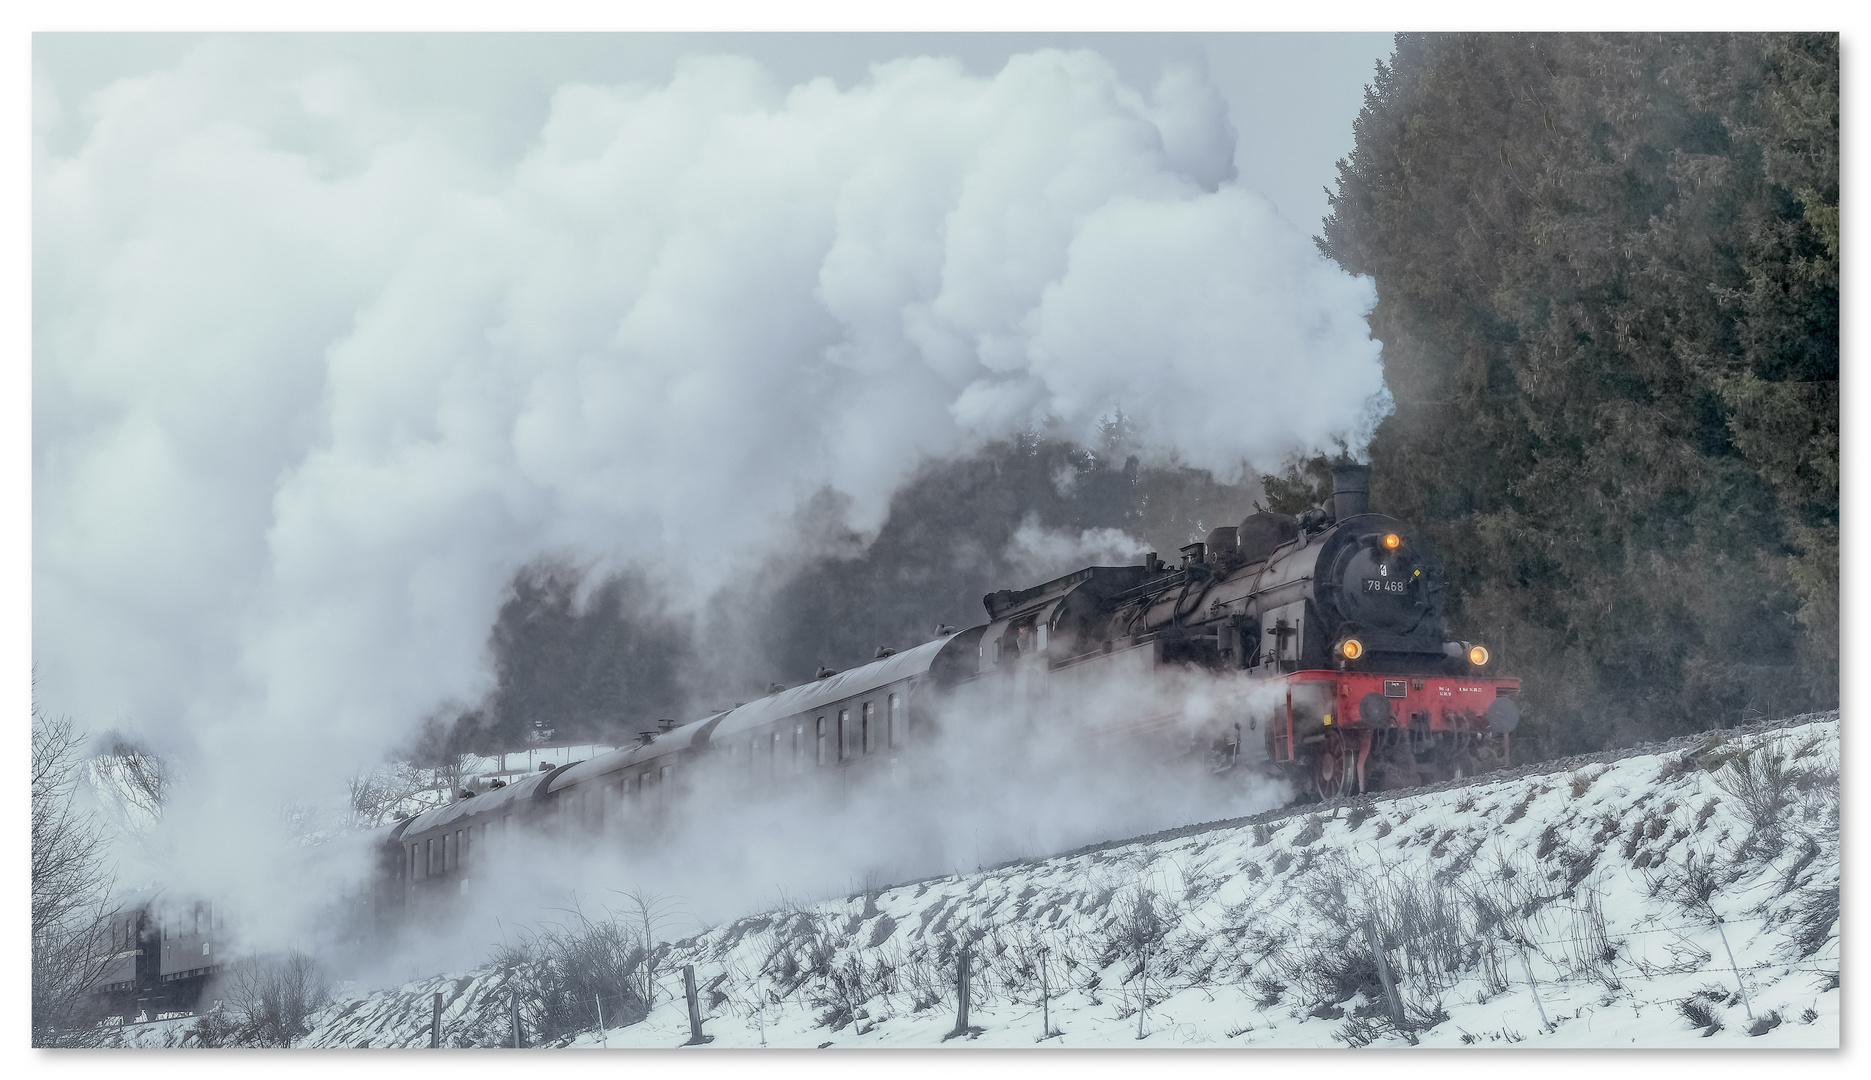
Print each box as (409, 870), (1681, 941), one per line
(126, 714), (1843, 1049)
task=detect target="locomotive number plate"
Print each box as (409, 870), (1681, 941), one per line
(1363, 578), (1409, 594)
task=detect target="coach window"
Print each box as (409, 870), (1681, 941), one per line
(407, 844), (417, 882)
(838, 709), (852, 761)
(658, 765), (674, 810)
(862, 701), (876, 754)
(816, 717), (829, 766)
(794, 724), (804, 772)
(426, 837), (436, 877)
(888, 693), (903, 748)
(770, 732), (782, 778)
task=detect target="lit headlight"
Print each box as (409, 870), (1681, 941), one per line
(1382, 533), (1401, 550)
(1341, 638), (1365, 660)
(1468, 644), (1490, 667)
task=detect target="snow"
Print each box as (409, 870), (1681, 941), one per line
(268, 716), (1847, 1048)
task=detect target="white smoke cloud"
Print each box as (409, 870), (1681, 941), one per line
(1003, 515), (1148, 584)
(34, 40), (1381, 925)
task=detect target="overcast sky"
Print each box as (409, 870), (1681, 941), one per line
(31, 34), (1394, 863)
(35, 33), (1389, 232)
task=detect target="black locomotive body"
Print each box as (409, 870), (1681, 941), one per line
(375, 465), (1520, 924)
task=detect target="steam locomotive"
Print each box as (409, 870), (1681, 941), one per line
(375, 464), (1519, 921)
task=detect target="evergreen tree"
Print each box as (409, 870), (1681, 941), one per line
(1317, 33), (1837, 755)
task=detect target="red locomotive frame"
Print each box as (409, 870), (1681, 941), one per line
(1266, 669), (1522, 799)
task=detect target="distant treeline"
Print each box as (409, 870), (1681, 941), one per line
(1314, 32), (1838, 756)
(423, 32), (1836, 764)
(421, 416), (1262, 757)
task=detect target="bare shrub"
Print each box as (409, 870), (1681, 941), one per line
(1334, 1010), (1390, 1047)
(1713, 747), (1796, 849)
(1107, 885), (1169, 965)
(811, 948), (899, 1031)
(32, 708), (117, 1047)
(1556, 880), (1622, 990)
(213, 950), (333, 1046)
(1657, 848), (1723, 917)
(346, 761), (441, 830)
(1368, 865), (1475, 995)
(182, 1002), (245, 1048)
(618, 888), (683, 1007)
(1281, 934), (1381, 1016)
(492, 906), (649, 1045)
(1788, 883), (1839, 959)
(89, 730), (172, 834)
(1789, 746), (1840, 830)
(1678, 998), (1722, 1035)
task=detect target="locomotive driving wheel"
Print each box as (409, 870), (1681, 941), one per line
(1315, 729), (1351, 801)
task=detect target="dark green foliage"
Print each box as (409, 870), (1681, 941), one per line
(1317, 33), (1838, 756)
(1255, 456), (1337, 515)
(748, 417), (1260, 683)
(480, 562), (693, 749)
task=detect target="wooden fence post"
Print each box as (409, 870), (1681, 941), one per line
(1514, 937), (1552, 1032)
(1711, 916), (1755, 1021)
(1038, 944), (1052, 1040)
(510, 989), (522, 1049)
(950, 946), (972, 1037)
(430, 990), (442, 1048)
(1363, 918), (1413, 1042)
(1136, 941), (1147, 1040)
(682, 964), (711, 1045)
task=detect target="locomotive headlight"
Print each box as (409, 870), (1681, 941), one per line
(1383, 532), (1402, 550)
(1341, 638), (1365, 661)
(1468, 644), (1490, 667)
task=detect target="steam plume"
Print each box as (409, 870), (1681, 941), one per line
(34, 41), (1381, 942)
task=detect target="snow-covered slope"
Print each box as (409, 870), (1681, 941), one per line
(297, 714), (1838, 1049)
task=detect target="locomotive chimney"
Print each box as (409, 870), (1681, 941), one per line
(1331, 464), (1371, 521)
